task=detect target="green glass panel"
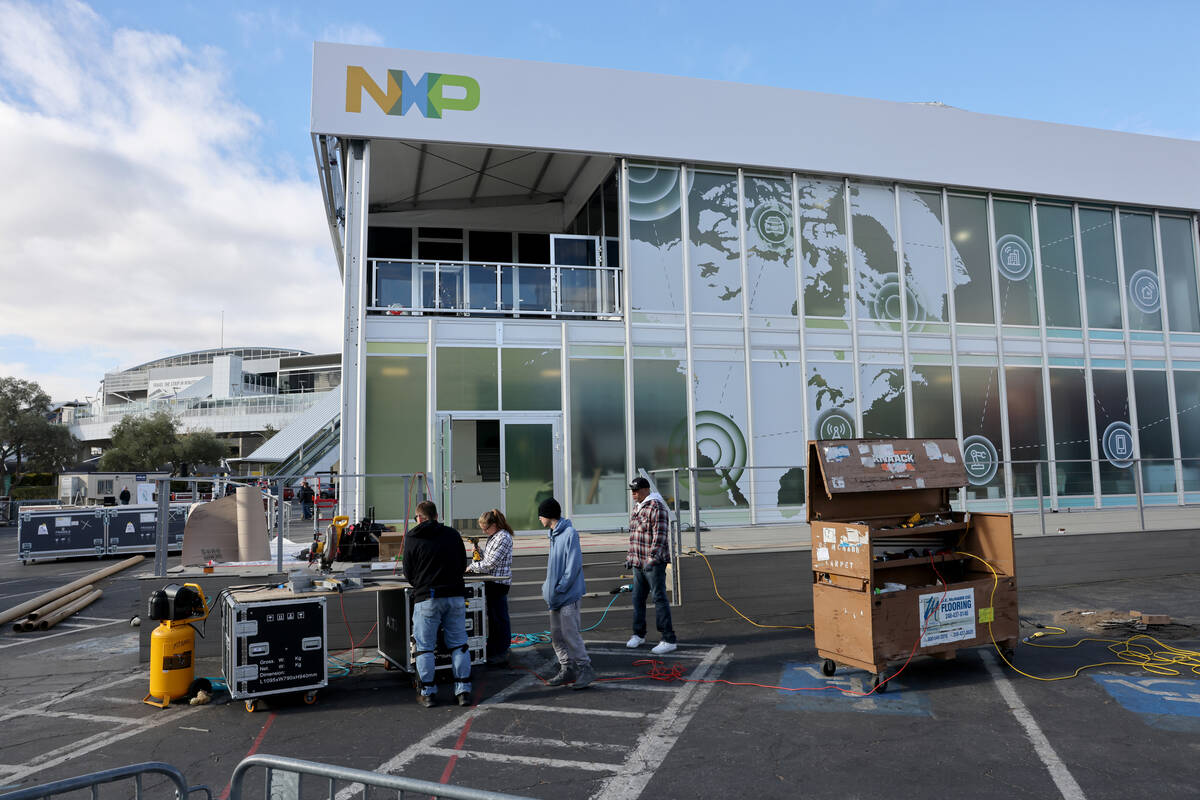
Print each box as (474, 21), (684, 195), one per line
(901, 189), (950, 323)
(994, 199), (1039, 326)
(1161, 217), (1200, 332)
(745, 176), (797, 318)
(688, 170), (742, 314)
(959, 365), (1006, 500)
(851, 182), (899, 325)
(503, 423), (555, 531)
(1119, 212), (1162, 331)
(1134, 371), (1176, 493)
(911, 364), (955, 438)
(1174, 371), (1200, 492)
(799, 176), (849, 319)
(861, 364), (906, 437)
(437, 347), (497, 410)
(634, 359), (687, 473)
(1079, 208), (1122, 329)
(365, 356), (427, 519)
(949, 195), (994, 324)
(501, 349), (561, 410)
(1049, 368), (1093, 498)
(1005, 367), (1048, 498)
(628, 163), (685, 313)
(570, 359), (626, 514)
(1037, 204), (1081, 329)
(1092, 369), (1134, 495)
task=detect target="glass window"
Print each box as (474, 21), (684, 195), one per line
(1005, 367), (1047, 499)
(628, 164), (685, 313)
(860, 364), (906, 437)
(693, 360), (750, 511)
(633, 359), (688, 473)
(807, 362), (856, 439)
(375, 261), (414, 310)
(751, 358), (805, 520)
(901, 189), (950, 324)
(436, 347), (497, 410)
(1174, 371), (1200, 492)
(1048, 369), (1093, 499)
(745, 176), (797, 318)
(959, 366), (1005, 500)
(1161, 217), (1200, 332)
(1092, 370), (1134, 496)
(851, 182), (900, 325)
(948, 195), (994, 324)
(911, 365), (955, 438)
(799, 177), (849, 318)
(993, 199), (1039, 326)
(1133, 370), (1176, 493)
(1079, 208), (1122, 329)
(1119, 212), (1162, 331)
(570, 358), (626, 514)
(1037, 204), (1081, 329)
(688, 170), (742, 314)
(501, 349), (560, 410)
(366, 356), (427, 519)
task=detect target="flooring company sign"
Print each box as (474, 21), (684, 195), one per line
(918, 587), (976, 647)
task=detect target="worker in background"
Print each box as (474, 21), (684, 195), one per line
(468, 508), (514, 667)
(119, 486), (131, 505)
(535, 498), (595, 689)
(297, 479), (315, 520)
(402, 500), (472, 708)
(625, 476), (677, 655)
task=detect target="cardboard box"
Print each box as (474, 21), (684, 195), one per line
(377, 532), (405, 562)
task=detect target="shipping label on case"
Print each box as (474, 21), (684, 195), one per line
(918, 587), (976, 648)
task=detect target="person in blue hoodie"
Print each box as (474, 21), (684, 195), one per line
(536, 497), (595, 689)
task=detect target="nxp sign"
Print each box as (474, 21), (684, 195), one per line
(345, 66), (480, 118)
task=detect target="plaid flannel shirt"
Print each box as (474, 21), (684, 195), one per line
(467, 528), (513, 584)
(627, 496), (671, 568)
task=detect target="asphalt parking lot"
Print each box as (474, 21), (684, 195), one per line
(2, 524), (1199, 799)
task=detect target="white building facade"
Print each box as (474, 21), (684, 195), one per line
(312, 43), (1200, 532)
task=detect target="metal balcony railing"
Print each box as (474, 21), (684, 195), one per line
(369, 258), (622, 319)
(71, 391), (331, 424)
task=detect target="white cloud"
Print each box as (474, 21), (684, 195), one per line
(531, 21), (562, 41)
(0, 1), (342, 402)
(318, 23), (383, 47)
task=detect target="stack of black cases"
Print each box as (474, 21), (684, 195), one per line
(222, 595), (328, 702)
(377, 583), (487, 676)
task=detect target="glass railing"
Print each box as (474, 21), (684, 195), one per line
(369, 258), (622, 318)
(72, 391), (332, 424)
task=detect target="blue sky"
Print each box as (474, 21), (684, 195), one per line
(1, 0), (1198, 400)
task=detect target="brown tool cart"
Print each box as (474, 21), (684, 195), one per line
(806, 438), (1018, 690)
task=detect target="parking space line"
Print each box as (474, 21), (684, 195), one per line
(497, 703), (648, 719)
(423, 747), (617, 772)
(467, 732), (629, 753)
(982, 651), (1086, 800)
(593, 682), (678, 693)
(7, 709), (139, 724)
(586, 646), (706, 659)
(0, 674), (142, 722)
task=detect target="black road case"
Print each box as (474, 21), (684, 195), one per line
(377, 584), (487, 678)
(17, 508), (105, 561)
(222, 595), (327, 710)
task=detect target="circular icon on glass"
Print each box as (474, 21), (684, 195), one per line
(1101, 421), (1134, 469)
(867, 273), (926, 330)
(1127, 269), (1161, 315)
(627, 165), (689, 222)
(815, 409), (855, 441)
(962, 435), (999, 485)
(750, 201), (792, 249)
(693, 410), (748, 484)
(995, 234), (1033, 282)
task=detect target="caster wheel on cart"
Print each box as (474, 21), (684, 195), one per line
(821, 659), (836, 677)
(383, 660), (393, 671)
(871, 673), (888, 693)
(244, 699), (258, 713)
(303, 691), (318, 705)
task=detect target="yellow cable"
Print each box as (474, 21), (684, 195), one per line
(956, 551), (1200, 680)
(688, 549), (811, 631)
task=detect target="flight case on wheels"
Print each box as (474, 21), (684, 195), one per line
(807, 438), (1018, 691)
(376, 583), (487, 682)
(222, 594), (328, 711)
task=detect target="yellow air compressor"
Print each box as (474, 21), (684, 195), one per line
(143, 583), (209, 708)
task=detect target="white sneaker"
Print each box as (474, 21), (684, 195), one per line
(651, 641), (677, 655)
(626, 635), (645, 648)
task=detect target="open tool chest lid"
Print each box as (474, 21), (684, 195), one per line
(806, 438), (966, 523)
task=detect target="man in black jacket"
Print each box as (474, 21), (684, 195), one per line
(402, 500), (472, 708)
(297, 480), (315, 520)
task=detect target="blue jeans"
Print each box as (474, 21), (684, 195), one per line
(631, 563), (675, 643)
(412, 596), (472, 696)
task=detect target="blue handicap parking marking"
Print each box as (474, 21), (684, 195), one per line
(776, 662), (931, 716)
(1091, 672), (1200, 732)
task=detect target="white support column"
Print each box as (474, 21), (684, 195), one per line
(1112, 206), (1140, 505)
(894, 183), (915, 437)
(986, 194), (1015, 510)
(679, 165), (699, 480)
(844, 178), (864, 437)
(736, 169), (757, 523)
(942, 189), (967, 509)
(1072, 204), (1101, 508)
(1030, 199), (1056, 512)
(619, 160), (636, 503)
(340, 139), (370, 520)
(792, 174), (810, 464)
(1153, 212), (1185, 503)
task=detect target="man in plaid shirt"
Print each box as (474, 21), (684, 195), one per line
(625, 477), (677, 655)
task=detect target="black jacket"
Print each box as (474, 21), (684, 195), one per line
(297, 485), (315, 503)
(402, 519), (468, 602)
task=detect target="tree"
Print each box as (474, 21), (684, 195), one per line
(0, 377), (78, 474)
(99, 413), (228, 474)
(99, 411), (179, 472)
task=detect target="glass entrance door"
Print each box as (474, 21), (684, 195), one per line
(436, 413), (562, 533)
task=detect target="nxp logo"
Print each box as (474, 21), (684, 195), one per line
(345, 66), (480, 118)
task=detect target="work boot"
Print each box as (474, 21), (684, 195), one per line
(572, 663), (596, 690)
(546, 664), (578, 686)
(417, 693), (436, 708)
(456, 692), (471, 707)
(535, 660), (562, 680)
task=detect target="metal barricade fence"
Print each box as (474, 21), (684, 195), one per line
(228, 754), (535, 800)
(0, 761), (210, 800)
